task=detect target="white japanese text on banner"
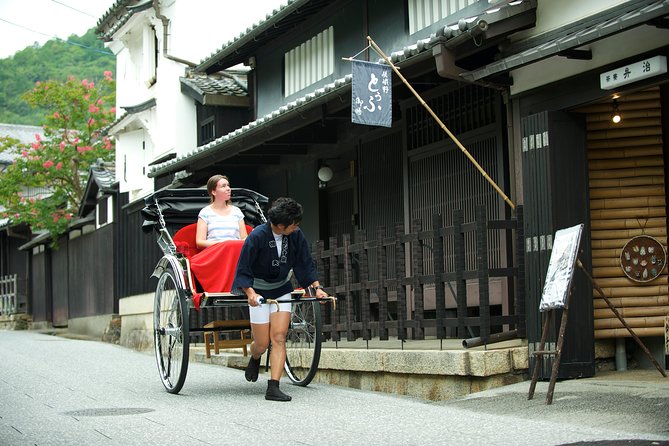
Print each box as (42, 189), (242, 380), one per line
(351, 60), (392, 127)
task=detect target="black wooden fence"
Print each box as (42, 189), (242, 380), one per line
(313, 205), (525, 345)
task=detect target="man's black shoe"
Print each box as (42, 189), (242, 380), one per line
(265, 379), (291, 401)
(245, 355), (261, 382)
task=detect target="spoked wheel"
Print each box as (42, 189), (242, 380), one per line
(284, 299), (322, 386)
(154, 265), (189, 394)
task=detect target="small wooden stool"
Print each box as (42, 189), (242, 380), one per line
(203, 320), (252, 358)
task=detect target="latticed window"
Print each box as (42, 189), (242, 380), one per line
(406, 84), (497, 151)
(407, 0), (479, 34)
(284, 27), (334, 97)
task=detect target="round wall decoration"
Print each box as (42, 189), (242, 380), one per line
(620, 235), (667, 283)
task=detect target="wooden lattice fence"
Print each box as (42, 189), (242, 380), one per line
(313, 205), (525, 345)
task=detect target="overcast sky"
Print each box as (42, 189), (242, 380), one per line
(0, 0), (286, 59)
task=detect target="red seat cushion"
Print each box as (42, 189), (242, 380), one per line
(173, 223), (201, 258)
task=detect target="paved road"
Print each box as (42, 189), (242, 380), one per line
(0, 330), (668, 446)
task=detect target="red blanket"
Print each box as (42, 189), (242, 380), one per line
(189, 240), (244, 294)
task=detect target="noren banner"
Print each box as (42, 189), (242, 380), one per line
(351, 60), (392, 128)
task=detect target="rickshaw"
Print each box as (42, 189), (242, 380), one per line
(141, 187), (333, 394)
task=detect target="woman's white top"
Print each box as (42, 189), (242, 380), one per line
(198, 205), (244, 241)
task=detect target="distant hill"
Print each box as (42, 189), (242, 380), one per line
(0, 28), (115, 126)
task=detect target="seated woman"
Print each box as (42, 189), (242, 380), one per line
(196, 174), (248, 247)
(189, 175), (248, 294)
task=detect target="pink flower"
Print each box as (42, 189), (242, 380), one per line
(14, 213), (20, 218)
(31, 142), (41, 150)
(65, 213), (73, 220)
(110, 107), (116, 114)
(54, 111), (60, 119)
(77, 146), (93, 153)
(82, 79), (89, 87)
(21, 150), (28, 157)
(87, 117), (95, 126)
(53, 215), (59, 223)
(42, 160), (54, 169)
(34, 133), (41, 142)
(88, 104), (100, 113)
(59, 141), (65, 152)
(87, 82), (95, 89)
(84, 94), (90, 101)
(35, 81), (40, 86)
(56, 162), (63, 170)
(97, 98), (103, 105)
(104, 70), (112, 79)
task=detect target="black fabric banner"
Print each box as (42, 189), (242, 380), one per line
(351, 60), (392, 128)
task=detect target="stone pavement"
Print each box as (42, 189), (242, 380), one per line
(2, 329), (668, 445)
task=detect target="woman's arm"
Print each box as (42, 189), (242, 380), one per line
(238, 218), (248, 240)
(195, 217), (217, 249)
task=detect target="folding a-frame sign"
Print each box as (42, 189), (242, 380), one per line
(529, 224), (666, 405)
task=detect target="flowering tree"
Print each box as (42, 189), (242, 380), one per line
(0, 72), (116, 242)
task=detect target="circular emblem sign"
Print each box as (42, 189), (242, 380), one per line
(620, 235), (667, 283)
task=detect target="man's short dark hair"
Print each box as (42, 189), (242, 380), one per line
(267, 197), (303, 226)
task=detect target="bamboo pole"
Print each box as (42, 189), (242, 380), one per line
(590, 207), (666, 220)
(594, 284), (669, 297)
(365, 35), (515, 210)
(589, 166), (664, 179)
(591, 226), (666, 240)
(591, 236), (667, 249)
(591, 277), (668, 288)
(591, 217), (666, 230)
(589, 156), (664, 170)
(588, 146), (662, 159)
(588, 129), (663, 141)
(595, 327), (664, 338)
(594, 315), (667, 329)
(589, 185), (665, 199)
(590, 176), (665, 188)
(594, 306), (669, 318)
(590, 197), (665, 210)
(593, 295), (669, 308)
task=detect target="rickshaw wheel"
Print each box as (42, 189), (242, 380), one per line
(154, 265), (190, 394)
(284, 299), (322, 386)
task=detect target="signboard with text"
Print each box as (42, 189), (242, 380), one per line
(351, 60), (392, 127)
(600, 55), (667, 90)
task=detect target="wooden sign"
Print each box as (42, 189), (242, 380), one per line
(539, 224), (583, 312)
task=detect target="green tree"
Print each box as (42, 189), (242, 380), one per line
(0, 72), (116, 243)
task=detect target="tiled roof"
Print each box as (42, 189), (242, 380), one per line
(464, 0), (669, 82)
(96, 0), (152, 41)
(180, 73), (248, 97)
(78, 162), (117, 218)
(100, 98), (156, 136)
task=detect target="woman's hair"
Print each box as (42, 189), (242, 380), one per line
(206, 174), (231, 204)
(267, 197), (303, 227)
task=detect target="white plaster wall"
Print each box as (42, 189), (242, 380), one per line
(169, 0), (287, 64)
(509, 25), (669, 96)
(511, 0), (631, 42)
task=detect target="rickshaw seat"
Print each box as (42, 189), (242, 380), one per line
(173, 223), (202, 258)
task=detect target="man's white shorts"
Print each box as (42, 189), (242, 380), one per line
(248, 292), (292, 324)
